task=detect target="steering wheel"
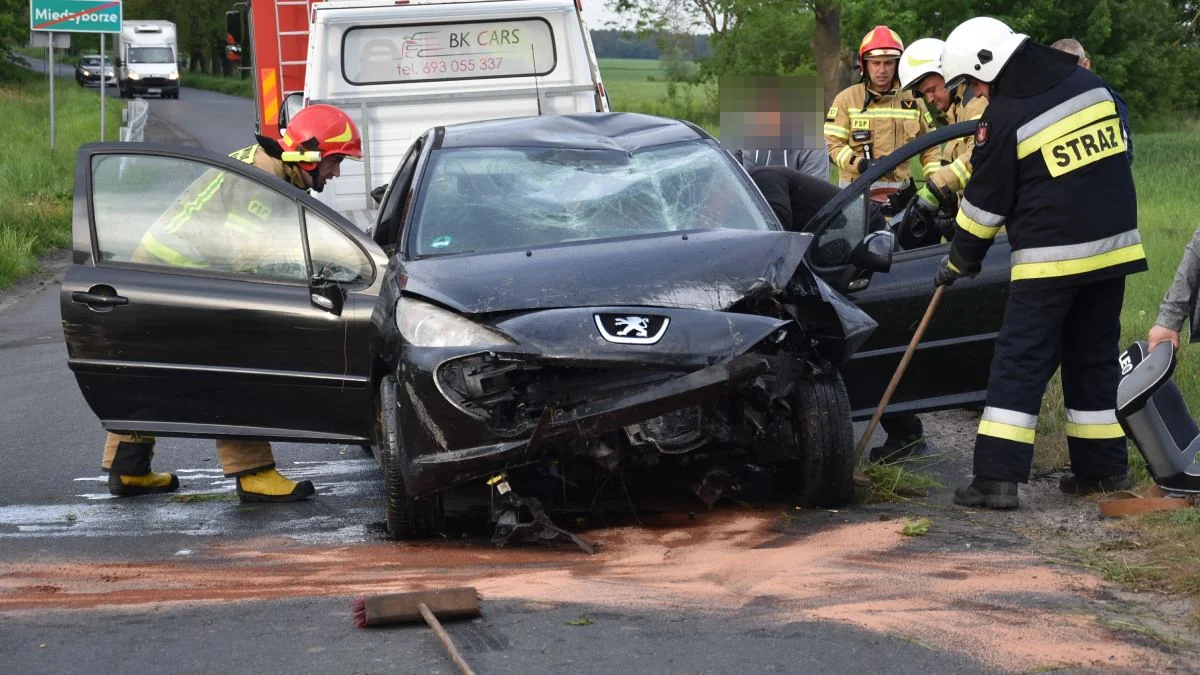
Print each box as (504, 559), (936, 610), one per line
(892, 190), (944, 250)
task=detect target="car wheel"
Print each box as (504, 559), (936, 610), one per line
(377, 374), (444, 540)
(789, 372), (855, 507)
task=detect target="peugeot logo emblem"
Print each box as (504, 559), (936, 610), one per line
(594, 313), (670, 345)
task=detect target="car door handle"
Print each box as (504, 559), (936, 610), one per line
(72, 291), (129, 306)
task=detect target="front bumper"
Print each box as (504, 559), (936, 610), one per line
(126, 78), (178, 95)
(80, 73), (116, 85)
(398, 352), (772, 496)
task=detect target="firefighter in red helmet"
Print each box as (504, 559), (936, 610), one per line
(825, 25), (941, 189)
(101, 104), (363, 503)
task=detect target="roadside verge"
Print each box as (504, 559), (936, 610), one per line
(0, 60), (124, 290)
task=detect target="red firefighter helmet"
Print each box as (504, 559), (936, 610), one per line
(859, 25), (905, 75)
(279, 104), (363, 170)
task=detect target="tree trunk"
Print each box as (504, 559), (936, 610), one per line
(812, 0), (849, 109)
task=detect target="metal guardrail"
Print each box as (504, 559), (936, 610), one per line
(119, 98), (149, 142)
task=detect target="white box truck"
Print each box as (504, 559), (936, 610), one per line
(229, 0), (609, 229)
(117, 20), (181, 99)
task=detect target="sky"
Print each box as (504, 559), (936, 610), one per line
(579, 2), (636, 31)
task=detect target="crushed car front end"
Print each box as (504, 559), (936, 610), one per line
(375, 229), (876, 498)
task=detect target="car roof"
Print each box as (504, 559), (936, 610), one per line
(436, 112), (710, 153)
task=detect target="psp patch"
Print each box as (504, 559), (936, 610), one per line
(975, 120), (989, 147)
(826, 105), (839, 121)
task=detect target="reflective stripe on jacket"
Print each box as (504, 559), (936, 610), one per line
(948, 45), (1146, 288)
(824, 82), (940, 186)
(134, 145), (309, 271)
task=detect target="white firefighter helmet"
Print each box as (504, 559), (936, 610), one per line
(898, 38), (946, 92)
(942, 17), (1029, 88)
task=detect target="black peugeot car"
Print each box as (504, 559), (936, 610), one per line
(62, 113), (1009, 540)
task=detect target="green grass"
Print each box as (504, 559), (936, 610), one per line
(180, 72), (255, 99)
(863, 456), (945, 502)
(0, 74), (124, 289)
(598, 58), (718, 133)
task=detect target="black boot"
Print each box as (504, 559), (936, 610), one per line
(1059, 473), (1130, 495)
(870, 414), (928, 462)
(953, 477), (1019, 509)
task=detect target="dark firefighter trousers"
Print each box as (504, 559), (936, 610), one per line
(974, 276), (1128, 482)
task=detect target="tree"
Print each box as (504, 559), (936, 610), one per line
(609, 0), (739, 39)
(0, 0), (29, 49)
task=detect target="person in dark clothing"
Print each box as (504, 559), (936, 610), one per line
(748, 165), (839, 230)
(748, 165), (927, 460)
(938, 18), (1145, 509)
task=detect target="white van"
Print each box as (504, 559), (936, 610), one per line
(288, 0), (609, 228)
(117, 21), (180, 99)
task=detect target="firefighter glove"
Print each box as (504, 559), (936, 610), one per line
(934, 255), (978, 287)
(916, 184), (940, 212)
(856, 156), (870, 174)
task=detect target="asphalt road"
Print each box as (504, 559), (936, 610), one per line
(3, 80), (1181, 674)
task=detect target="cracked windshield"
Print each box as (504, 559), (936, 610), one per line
(411, 141), (774, 256)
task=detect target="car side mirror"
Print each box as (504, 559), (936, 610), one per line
(850, 230), (895, 273)
(225, 10), (243, 45)
(279, 92), (304, 131)
(309, 270), (346, 316)
(370, 185), (387, 206)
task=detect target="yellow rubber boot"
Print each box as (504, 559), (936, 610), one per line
(108, 470), (180, 497)
(236, 468), (315, 503)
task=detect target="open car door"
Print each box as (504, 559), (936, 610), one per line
(61, 143), (388, 442)
(802, 122), (1012, 420)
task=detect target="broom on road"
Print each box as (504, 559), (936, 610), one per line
(354, 587), (482, 675)
(852, 285), (946, 486)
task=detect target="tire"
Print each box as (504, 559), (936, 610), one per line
(377, 375), (444, 540)
(790, 372), (856, 508)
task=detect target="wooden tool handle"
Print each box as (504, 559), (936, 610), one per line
(852, 284), (946, 468)
(419, 602), (476, 675)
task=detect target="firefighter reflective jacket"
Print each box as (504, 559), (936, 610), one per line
(927, 87), (988, 195)
(134, 145), (309, 271)
(824, 82), (940, 187)
(948, 42), (1147, 289)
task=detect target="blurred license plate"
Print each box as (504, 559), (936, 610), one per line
(148, 88), (161, 94)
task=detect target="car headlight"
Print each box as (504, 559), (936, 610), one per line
(80, 69), (91, 76)
(128, 71), (141, 80)
(167, 71), (178, 80)
(396, 297), (513, 347)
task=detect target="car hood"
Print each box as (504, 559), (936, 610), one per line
(401, 229), (813, 315)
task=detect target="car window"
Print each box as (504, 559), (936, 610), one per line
(306, 210), (373, 285)
(128, 47), (174, 64)
(91, 154), (307, 282)
(410, 140), (775, 256)
(811, 193), (871, 267)
(374, 140), (422, 250)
